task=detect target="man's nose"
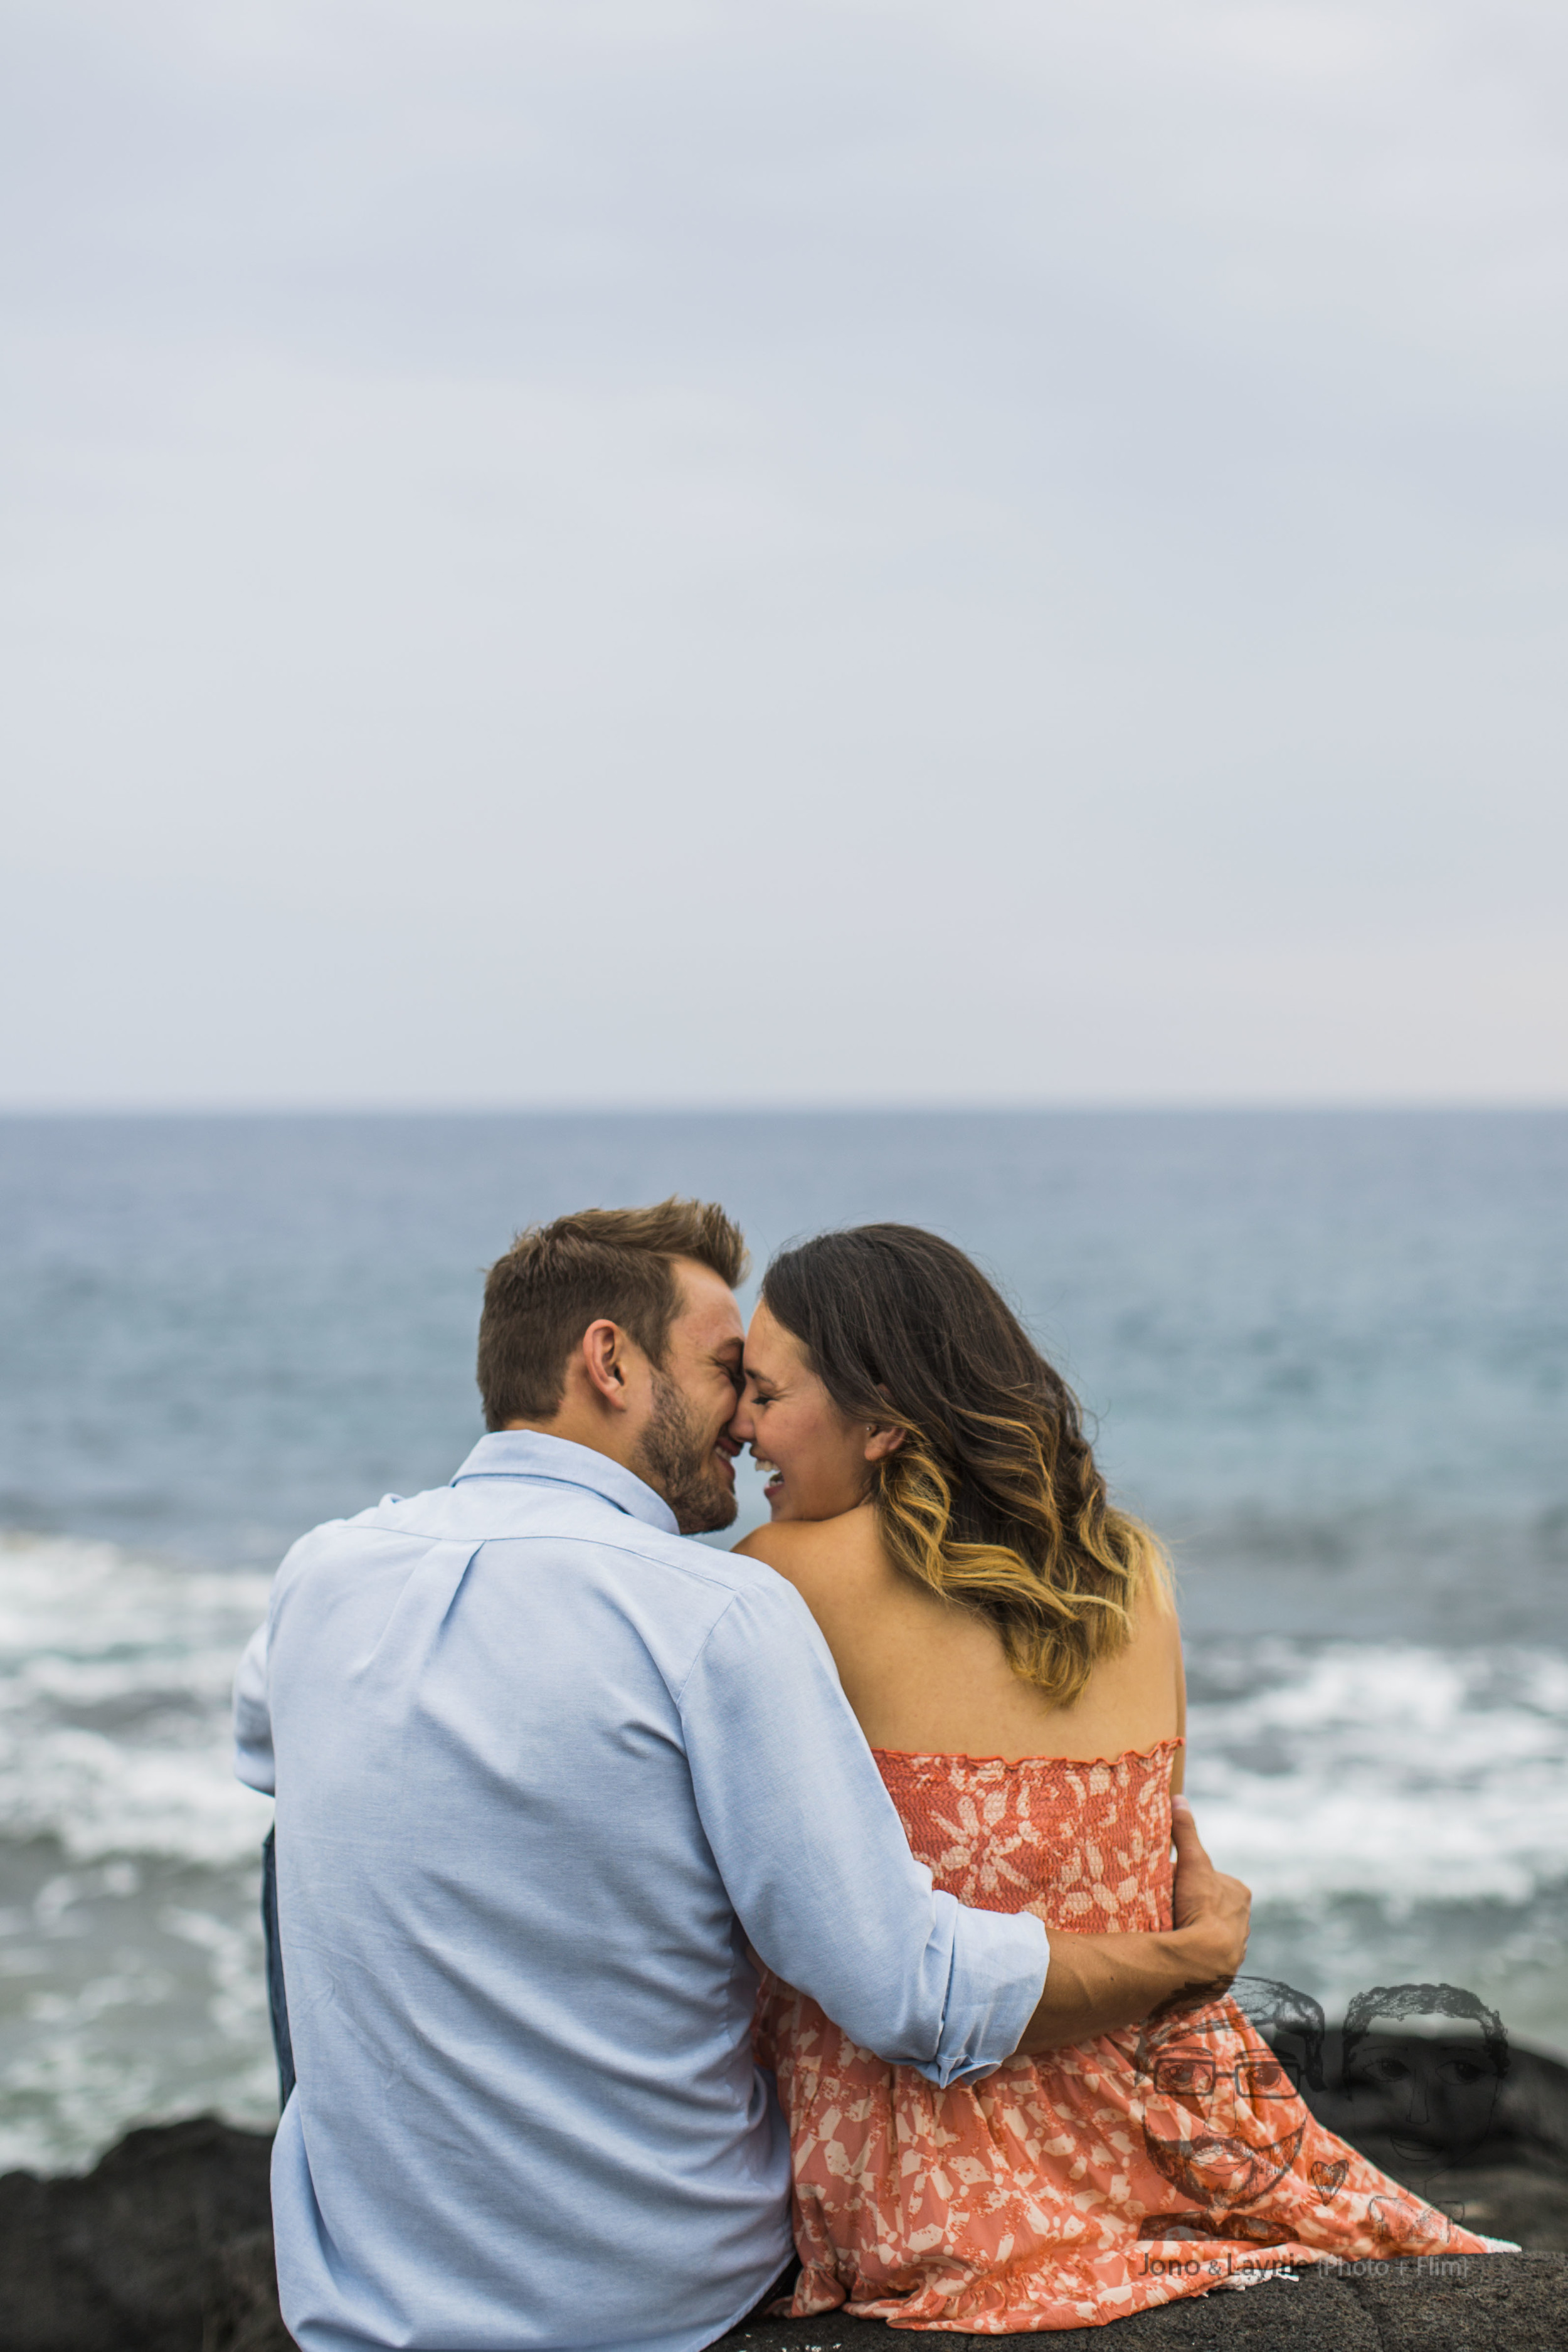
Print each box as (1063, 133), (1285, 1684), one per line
(1405, 2071), (1429, 2126)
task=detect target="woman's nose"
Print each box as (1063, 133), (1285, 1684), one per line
(728, 1397), (755, 1441)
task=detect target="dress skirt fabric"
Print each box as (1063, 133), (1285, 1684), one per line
(754, 1742), (1492, 2333)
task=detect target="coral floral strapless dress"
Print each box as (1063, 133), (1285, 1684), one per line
(753, 1742), (1491, 2333)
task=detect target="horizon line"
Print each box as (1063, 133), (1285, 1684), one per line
(1, 1098), (1565, 1120)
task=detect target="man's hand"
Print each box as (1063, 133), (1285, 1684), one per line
(1168, 1795), (1249, 1981)
(1012, 1799), (1251, 2055)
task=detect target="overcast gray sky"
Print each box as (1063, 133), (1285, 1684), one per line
(3, 0), (1565, 1106)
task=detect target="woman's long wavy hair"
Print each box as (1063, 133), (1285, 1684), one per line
(762, 1224), (1170, 1708)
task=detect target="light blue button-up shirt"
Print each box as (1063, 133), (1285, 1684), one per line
(233, 1432), (1048, 2352)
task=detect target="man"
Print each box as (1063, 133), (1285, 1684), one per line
(235, 1199), (1248, 2352)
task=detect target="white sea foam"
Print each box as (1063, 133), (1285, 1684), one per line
(1, 1530), (1565, 2167)
(3, 1532), (1565, 1907)
(0, 1531), (273, 1866)
(1186, 1640), (1568, 1908)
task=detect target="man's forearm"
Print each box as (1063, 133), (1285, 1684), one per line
(1013, 1924), (1234, 2053)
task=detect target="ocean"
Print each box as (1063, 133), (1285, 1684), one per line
(0, 1109), (1564, 2173)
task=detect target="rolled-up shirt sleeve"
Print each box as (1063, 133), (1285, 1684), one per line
(679, 1575), (1047, 2087)
(233, 1619), (276, 1794)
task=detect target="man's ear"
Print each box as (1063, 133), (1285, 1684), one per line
(580, 1320), (632, 1410)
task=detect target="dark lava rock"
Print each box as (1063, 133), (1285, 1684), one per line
(1439, 2164), (1568, 2254)
(0, 2114), (275, 2352)
(1300, 2031), (1568, 2259)
(721, 2257), (1568, 2349)
(1342, 2251), (1568, 2350)
(203, 2227), (297, 2352)
(2, 2110), (1565, 2352)
(721, 2269), (1382, 2351)
(1303, 2037), (1568, 2179)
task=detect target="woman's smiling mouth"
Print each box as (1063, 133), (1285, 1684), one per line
(753, 1454), (784, 1498)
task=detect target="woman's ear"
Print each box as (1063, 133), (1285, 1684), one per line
(862, 1384), (904, 1465)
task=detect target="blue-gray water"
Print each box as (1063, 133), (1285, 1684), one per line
(1, 1110), (1564, 2168)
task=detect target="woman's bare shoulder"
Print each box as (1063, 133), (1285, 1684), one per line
(733, 1505), (882, 1598)
(1076, 1569), (1182, 1705)
(1123, 1567), (1183, 1666)
(1135, 1564), (1182, 1634)
(1117, 1569), (1186, 1735)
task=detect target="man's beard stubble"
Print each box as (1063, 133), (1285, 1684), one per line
(635, 1371), (738, 1536)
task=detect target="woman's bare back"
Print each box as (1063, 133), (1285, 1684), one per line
(736, 1503), (1185, 1783)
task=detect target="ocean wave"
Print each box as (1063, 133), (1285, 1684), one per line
(0, 1532), (273, 1866)
(3, 1532), (1565, 1907)
(0, 1529), (1566, 2163)
(1186, 1640), (1568, 1908)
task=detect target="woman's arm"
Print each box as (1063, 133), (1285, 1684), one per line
(1170, 1618), (1187, 1798)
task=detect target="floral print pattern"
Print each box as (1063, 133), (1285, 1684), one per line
(754, 1742), (1489, 2333)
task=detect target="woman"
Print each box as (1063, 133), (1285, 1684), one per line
(731, 1225), (1500, 2333)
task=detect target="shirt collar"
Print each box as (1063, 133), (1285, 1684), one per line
(450, 1430), (679, 1535)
